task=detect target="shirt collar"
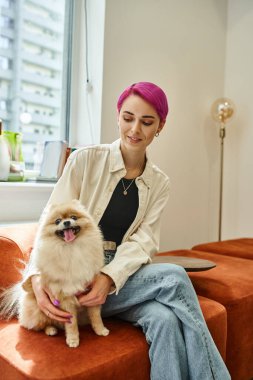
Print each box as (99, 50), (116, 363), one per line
(109, 139), (153, 188)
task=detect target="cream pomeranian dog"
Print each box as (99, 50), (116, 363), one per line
(0, 199), (109, 347)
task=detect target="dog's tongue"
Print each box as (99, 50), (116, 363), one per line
(63, 229), (76, 242)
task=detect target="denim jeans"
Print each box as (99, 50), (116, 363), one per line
(102, 252), (231, 380)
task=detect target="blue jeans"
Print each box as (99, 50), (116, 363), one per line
(102, 258), (231, 380)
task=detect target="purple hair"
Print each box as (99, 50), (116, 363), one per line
(117, 82), (169, 122)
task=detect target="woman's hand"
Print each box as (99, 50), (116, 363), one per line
(77, 273), (114, 307)
(31, 275), (72, 323)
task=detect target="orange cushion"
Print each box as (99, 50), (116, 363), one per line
(0, 319), (150, 380)
(158, 250), (253, 380)
(192, 238), (253, 260)
(0, 298), (226, 380)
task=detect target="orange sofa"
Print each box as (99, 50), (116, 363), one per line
(193, 238), (253, 260)
(0, 225), (252, 380)
(190, 238), (253, 380)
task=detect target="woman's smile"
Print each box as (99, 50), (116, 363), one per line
(128, 135), (143, 144)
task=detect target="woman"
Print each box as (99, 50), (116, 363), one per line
(30, 82), (230, 379)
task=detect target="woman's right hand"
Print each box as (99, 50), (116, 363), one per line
(31, 275), (72, 323)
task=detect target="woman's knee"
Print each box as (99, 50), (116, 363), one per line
(140, 262), (184, 275)
(133, 263), (191, 294)
(138, 301), (181, 332)
(148, 263), (188, 282)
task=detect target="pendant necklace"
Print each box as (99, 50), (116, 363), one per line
(121, 157), (145, 195)
(121, 178), (135, 195)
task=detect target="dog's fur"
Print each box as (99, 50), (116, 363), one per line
(0, 200), (109, 347)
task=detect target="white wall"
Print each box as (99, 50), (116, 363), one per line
(101, 0), (228, 250)
(223, 0), (253, 239)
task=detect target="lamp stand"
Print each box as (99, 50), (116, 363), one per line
(211, 97), (235, 242)
(218, 124), (225, 241)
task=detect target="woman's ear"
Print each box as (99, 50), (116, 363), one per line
(157, 120), (166, 134)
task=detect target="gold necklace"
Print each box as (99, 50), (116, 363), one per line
(121, 158), (145, 195)
(121, 178), (135, 195)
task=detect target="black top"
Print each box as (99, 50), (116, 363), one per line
(99, 178), (139, 246)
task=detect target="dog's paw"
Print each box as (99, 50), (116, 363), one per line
(45, 326), (58, 336)
(97, 327), (110, 336)
(66, 336), (79, 348)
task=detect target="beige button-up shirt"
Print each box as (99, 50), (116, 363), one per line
(26, 139), (170, 294)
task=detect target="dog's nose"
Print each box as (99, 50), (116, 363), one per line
(63, 220), (71, 227)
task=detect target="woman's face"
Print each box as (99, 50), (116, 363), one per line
(118, 94), (165, 154)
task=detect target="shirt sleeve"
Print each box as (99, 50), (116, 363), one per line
(100, 177), (170, 294)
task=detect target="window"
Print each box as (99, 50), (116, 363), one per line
(0, 35), (12, 49)
(0, 56), (11, 70)
(0, 0), (74, 169)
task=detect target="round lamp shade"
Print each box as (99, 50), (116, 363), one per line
(211, 98), (235, 124)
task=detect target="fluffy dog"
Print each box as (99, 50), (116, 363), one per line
(0, 199), (109, 347)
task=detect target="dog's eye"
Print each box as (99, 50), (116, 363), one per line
(55, 218), (62, 225)
(71, 215), (78, 220)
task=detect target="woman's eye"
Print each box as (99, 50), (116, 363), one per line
(143, 121), (153, 126)
(55, 218), (61, 225)
(123, 117), (133, 123)
(71, 215), (78, 220)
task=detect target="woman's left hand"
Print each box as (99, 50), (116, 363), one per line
(77, 273), (114, 307)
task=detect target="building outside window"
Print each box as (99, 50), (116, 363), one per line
(0, 0), (73, 169)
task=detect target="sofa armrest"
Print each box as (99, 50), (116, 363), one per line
(0, 223), (38, 257)
(0, 224), (38, 288)
(0, 236), (23, 288)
